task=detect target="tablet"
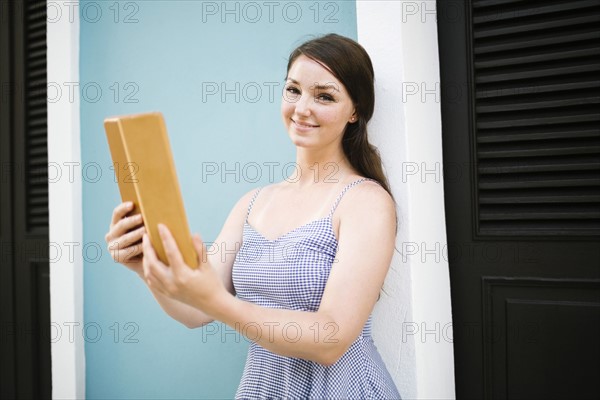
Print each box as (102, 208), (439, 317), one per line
(104, 112), (198, 268)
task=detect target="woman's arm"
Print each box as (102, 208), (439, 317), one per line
(106, 189), (256, 328)
(143, 181), (397, 365)
(141, 188), (256, 328)
(141, 276), (213, 328)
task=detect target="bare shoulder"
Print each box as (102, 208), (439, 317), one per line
(229, 182), (279, 217)
(338, 178), (397, 232)
(344, 178), (395, 210)
(216, 187), (258, 232)
(237, 186), (262, 207)
(357, 178), (393, 199)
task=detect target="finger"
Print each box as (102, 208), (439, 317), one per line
(142, 235), (152, 280)
(116, 241), (143, 262)
(110, 246), (139, 264)
(192, 233), (207, 267)
(158, 224), (186, 272)
(109, 225), (145, 251)
(110, 202), (134, 227)
(142, 233), (173, 294)
(105, 212), (142, 244)
(106, 227), (144, 263)
(142, 233), (160, 276)
(142, 234), (163, 283)
(114, 213), (143, 236)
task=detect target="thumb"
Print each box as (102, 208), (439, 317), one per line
(192, 233), (207, 267)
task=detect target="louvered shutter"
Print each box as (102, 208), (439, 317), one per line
(470, 0), (600, 236)
(25, 0), (48, 232)
(1, 0), (51, 397)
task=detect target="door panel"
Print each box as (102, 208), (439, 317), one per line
(437, 1), (600, 398)
(0, 0), (51, 398)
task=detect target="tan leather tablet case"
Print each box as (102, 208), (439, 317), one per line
(104, 112), (198, 268)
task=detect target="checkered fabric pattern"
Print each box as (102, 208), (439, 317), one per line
(232, 178), (401, 399)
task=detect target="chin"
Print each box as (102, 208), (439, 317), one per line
(288, 132), (316, 148)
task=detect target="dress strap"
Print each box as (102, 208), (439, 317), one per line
(246, 187), (263, 222)
(327, 178), (374, 218)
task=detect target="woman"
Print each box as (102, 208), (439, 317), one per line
(105, 33), (401, 398)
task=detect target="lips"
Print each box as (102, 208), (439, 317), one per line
(292, 119), (319, 128)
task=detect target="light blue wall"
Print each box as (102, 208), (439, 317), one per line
(80, 1), (356, 398)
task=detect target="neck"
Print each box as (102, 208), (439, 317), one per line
(292, 146), (353, 187)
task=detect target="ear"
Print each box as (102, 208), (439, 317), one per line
(348, 109), (358, 124)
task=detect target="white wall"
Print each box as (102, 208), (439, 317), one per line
(357, 1), (456, 398)
(45, 1), (453, 398)
(47, 2), (85, 398)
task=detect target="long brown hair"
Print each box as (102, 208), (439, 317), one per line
(286, 33), (394, 201)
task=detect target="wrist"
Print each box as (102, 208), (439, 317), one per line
(136, 269), (146, 280)
(204, 288), (237, 322)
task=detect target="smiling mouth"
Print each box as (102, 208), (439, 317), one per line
(292, 119), (319, 128)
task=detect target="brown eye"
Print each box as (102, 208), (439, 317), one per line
(316, 93), (334, 102)
(283, 86), (300, 102)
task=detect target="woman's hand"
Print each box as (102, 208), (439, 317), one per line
(141, 224), (228, 316)
(104, 202), (146, 275)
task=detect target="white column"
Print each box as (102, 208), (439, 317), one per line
(357, 1), (456, 398)
(47, 1), (85, 398)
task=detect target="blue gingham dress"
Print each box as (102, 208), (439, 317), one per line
(232, 178), (401, 399)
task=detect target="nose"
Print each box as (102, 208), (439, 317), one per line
(293, 93), (312, 117)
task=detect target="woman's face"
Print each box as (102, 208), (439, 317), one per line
(281, 55), (356, 151)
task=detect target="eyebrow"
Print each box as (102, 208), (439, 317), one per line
(286, 78), (340, 92)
